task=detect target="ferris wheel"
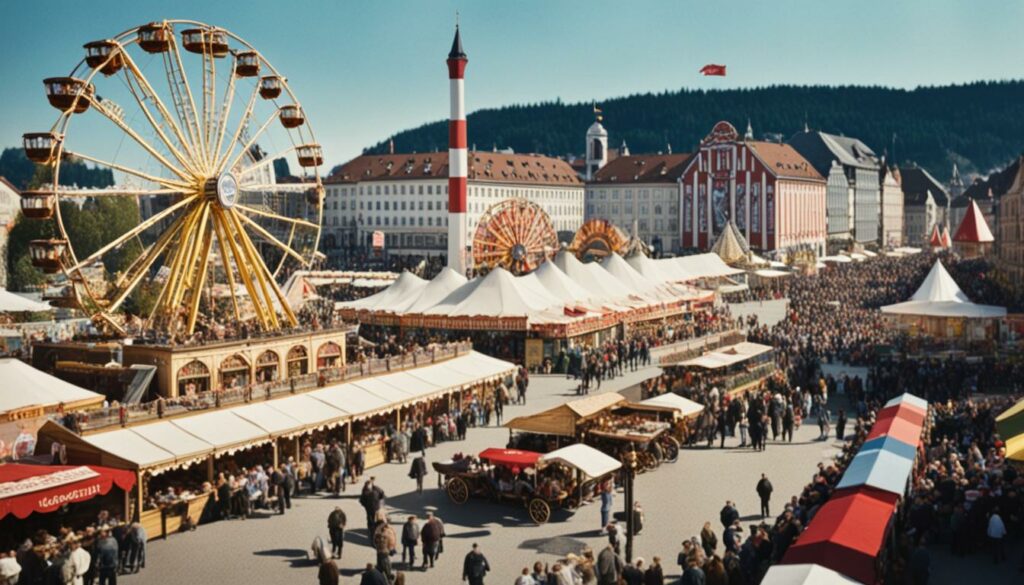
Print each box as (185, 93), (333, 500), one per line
(471, 198), (557, 275)
(21, 20), (323, 337)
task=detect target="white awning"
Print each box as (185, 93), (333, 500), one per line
(171, 411), (271, 454)
(379, 371), (444, 400)
(83, 428), (178, 470)
(308, 384), (391, 419)
(0, 289), (52, 313)
(820, 255), (852, 263)
(232, 402), (306, 436)
(679, 341), (773, 369)
(753, 269), (791, 278)
(0, 358), (103, 413)
(761, 564), (859, 585)
(349, 377), (415, 405)
(262, 395), (348, 430)
(639, 393), (704, 417)
(128, 421), (214, 467)
(539, 444), (622, 479)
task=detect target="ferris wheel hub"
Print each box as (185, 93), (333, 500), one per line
(206, 172), (239, 208)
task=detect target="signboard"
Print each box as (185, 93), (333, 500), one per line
(525, 339), (544, 369)
(372, 231), (385, 249)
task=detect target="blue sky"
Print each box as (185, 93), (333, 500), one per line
(1, 0), (1022, 168)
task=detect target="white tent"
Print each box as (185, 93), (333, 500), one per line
(819, 255), (852, 264)
(639, 393), (704, 417)
(753, 269), (791, 279)
(336, 271), (427, 311)
(396, 268), (468, 314)
(0, 289), (52, 313)
(171, 411), (271, 454)
(231, 402), (306, 437)
(129, 421), (215, 468)
(881, 260), (1006, 319)
(626, 253), (672, 284)
(534, 260), (602, 305)
(761, 564), (859, 585)
(675, 253), (746, 279)
(680, 342), (774, 369)
(425, 268), (561, 318)
(555, 251), (634, 301)
(539, 444), (622, 479)
(0, 358), (103, 413)
(602, 253), (659, 293)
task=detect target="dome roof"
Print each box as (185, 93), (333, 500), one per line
(587, 121), (608, 137)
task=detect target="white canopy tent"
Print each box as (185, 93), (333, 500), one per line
(554, 251), (634, 301)
(761, 564), (860, 585)
(396, 268), (468, 314)
(680, 341), (774, 369)
(675, 253), (746, 280)
(0, 358), (104, 413)
(639, 393), (704, 417)
(424, 267), (562, 318)
(231, 402), (307, 437)
(128, 421), (216, 469)
(534, 260), (603, 306)
(171, 410), (272, 455)
(539, 444), (622, 479)
(0, 289), (52, 313)
(881, 260), (1006, 319)
(336, 271), (427, 311)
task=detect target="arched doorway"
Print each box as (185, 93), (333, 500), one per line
(219, 354), (250, 390)
(316, 342), (342, 369)
(256, 350), (279, 383)
(287, 345), (309, 377)
(177, 360), (210, 396)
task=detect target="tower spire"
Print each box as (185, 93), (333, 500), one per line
(745, 118), (754, 141)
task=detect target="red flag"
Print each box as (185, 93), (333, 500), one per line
(700, 64), (727, 76)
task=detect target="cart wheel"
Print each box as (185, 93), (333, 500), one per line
(528, 498), (551, 524)
(662, 437), (680, 463)
(446, 477), (469, 504)
(648, 441), (664, 465)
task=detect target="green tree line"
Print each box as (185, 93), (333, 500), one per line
(362, 80), (1024, 180)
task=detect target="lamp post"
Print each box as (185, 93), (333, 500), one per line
(623, 448), (638, 563)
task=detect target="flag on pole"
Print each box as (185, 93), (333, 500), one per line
(700, 64), (727, 76)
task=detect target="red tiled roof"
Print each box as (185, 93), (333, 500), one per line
(747, 142), (824, 181)
(326, 152), (581, 186)
(590, 153), (692, 184)
(953, 199), (995, 243)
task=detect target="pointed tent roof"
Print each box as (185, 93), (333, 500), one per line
(626, 252), (671, 284)
(554, 250), (633, 300)
(335, 271), (427, 311)
(710, 220), (750, 264)
(601, 253), (658, 293)
(534, 260), (599, 304)
(881, 260), (1006, 318)
(396, 267), (468, 313)
(425, 267), (560, 318)
(0, 358), (104, 413)
(953, 199), (995, 243)
(928, 225), (943, 248)
(940, 226), (952, 248)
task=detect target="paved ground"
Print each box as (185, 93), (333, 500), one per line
(123, 362), (1020, 584)
(727, 299), (789, 329)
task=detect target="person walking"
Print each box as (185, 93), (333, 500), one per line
(270, 466), (287, 515)
(596, 544), (624, 585)
(421, 511), (444, 569)
(360, 478), (385, 531)
(327, 507), (346, 559)
(401, 515), (420, 568)
(988, 508), (1007, 563)
(756, 474), (773, 518)
(817, 402), (831, 441)
(95, 528), (118, 585)
(408, 456), (428, 495)
(372, 513), (397, 582)
(836, 408), (847, 441)
(462, 543), (490, 585)
(599, 477), (614, 534)
(782, 402), (795, 443)
(719, 501), (738, 530)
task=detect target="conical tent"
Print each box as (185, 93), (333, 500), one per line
(881, 260), (1005, 318)
(953, 199), (995, 243)
(554, 250), (634, 300)
(335, 271), (427, 311)
(534, 260), (601, 305)
(396, 268), (468, 314)
(425, 267), (561, 318)
(601, 253), (658, 293)
(710, 220), (750, 264)
(928, 224), (943, 248)
(909, 261), (970, 303)
(626, 252), (671, 284)
(941, 226), (952, 248)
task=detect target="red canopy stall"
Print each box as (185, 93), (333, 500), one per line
(0, 463), (136, 520)
(865, 415), (922, 447)
(781, 487), (898, 585)
(478, 448), (542, 470)
(876, 404), (927, 428)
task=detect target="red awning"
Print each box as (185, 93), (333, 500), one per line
(877, 404), (926, 428)
(0, 464), (136, 520)
(866, 414), (922, 446)
(478, 448), (542, 469)
(782, 487), (898, 584)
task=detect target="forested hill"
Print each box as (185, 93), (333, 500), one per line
(363, 81), (1024, 181)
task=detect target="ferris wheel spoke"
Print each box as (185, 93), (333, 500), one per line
(144, 203), (205, 325)
(220, 109), (277, 175)
(65, 195), (196, 273)
(200, 44), (217, 159)
(119, 51), (203, 174)
(214, 80), (260, 173)
(225, 209), (281, 329)
(234, 204), (319, 230)
(211, 58), (238, 169)
(106, 210), (190, 312)
(210, 210), (242, 323)
(85, 95), (192, 182)
(233, 210), (307, 264)
(185, 223), (215, 334)
(170, 203), (211, 313)
(213, 208), (274, 329)
(62, 150), (191, 191)
(165, 34), (208, 172)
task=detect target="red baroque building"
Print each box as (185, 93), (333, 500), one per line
(680, 121), (827, 256)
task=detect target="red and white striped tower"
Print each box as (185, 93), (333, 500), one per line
(446, 24), (468, 275)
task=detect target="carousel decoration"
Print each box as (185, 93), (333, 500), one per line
(471, 199), (557, 275)
(569, 218), (629, 260)
(23, 20), (323, 336)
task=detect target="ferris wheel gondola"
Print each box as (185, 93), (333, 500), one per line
(22, 20), (324, 337)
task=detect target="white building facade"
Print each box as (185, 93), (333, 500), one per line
(323, 152), (584, 256)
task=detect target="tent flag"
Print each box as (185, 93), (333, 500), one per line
(0, 464), (136, 520)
